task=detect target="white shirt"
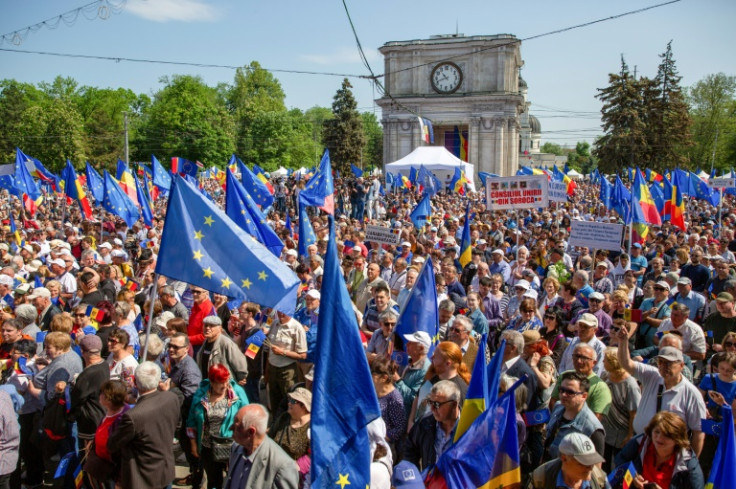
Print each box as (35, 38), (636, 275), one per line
(656, 319), (706, 355)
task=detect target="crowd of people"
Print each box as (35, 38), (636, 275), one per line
(0, 169), (735, 489)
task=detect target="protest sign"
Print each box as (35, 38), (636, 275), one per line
(485, 175), (548, 210)
(366, 224), (401, 245)
(569, 220), (624, 252)
(548, 181), (568, 203)
(710, 177), (735, 189)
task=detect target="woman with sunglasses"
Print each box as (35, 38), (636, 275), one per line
(539, 307), (568, 367)
(269, 386), (312, 486)
(508, 298), (543, 333)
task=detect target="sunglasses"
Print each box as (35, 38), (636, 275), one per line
(288, 398), (303, 406)
(654, 287), (667, 291)
(559, 386), (584, 396)
(74, 314), (87, 318)
(725, 342), (736, 348)
(544, 315), (556, 320)
(191, 290), (205, 295)
(573, 354), (594, 362)
(427, 399), (455, 410)
(167, 344), (186, 350)
(107, 339), (119, 345)
(449, 327), (466, 334)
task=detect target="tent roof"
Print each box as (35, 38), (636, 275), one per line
(385, 146), (467, 169)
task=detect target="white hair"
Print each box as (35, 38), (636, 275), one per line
(135, 361), (162, 393)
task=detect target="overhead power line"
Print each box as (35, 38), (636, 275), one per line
(0, 0), (127, 46)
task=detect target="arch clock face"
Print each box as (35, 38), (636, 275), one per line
(430, 62), (462, 94)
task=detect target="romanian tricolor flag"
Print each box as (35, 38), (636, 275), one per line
(426, 374), (521, 489)
(633, 169), (661, 226)
(253, 165), (274, 194)
(663, 175), (686, 231)
(458, 205), (472, 268)
(116, 160), (139, 206)
(62, 160), (93, 219)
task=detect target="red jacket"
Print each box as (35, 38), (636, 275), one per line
(188, 299), (214, 346)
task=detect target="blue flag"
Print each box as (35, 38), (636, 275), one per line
(612, 175), (631, 223)
(299, 149), (335, 214)
(409, 194), (431, 229)
(151, 155), (171, 192)
(428, 382), (521, 488)
(395, 258), (439, 345)
(310, 216), (381, 489)
(102, 171), (140, 227)
(649, 182), (665, 215)
(134, 174), (153, 227)
(707, 405), (736, 489)
(690, 171), (720, 207)
(235, 156), (275, 210)
(417, 165), (440, 196)
(409, 166), (417, 185)
(225, 170), (284, 257)
(13, 148), (41, 202)
(155, 175), (299, 315)
(298, 200), (317, 258)
(285, 212), (293, 238)
(350, 163), (363, 178)
(599, 174), (612, 209)
(85, 162), (104, 202)
(487, 339), (506, 407)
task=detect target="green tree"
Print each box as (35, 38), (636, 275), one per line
(540, 142), (565, 156)
(566, 141), (596, 174)
(361, 112), (383, 170)
(594, 56), (647, 174)
(645, 41), (692, 171)
(0, 79), (46, 161)
(304, 106), (333, 160)
(322, 78), (365, 174)
(77, 86), (150, 169)
(16, 98), (87, 171)
(133, 75), (235, 165)
(687, 73), (736, 172)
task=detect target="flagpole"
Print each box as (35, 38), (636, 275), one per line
(718, 187), (724, 240)
(141, 273), (160, 361)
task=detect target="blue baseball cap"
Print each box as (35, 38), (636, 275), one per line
(392, 461), (424, 489)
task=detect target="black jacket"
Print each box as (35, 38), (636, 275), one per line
(403, 414), (440, 471)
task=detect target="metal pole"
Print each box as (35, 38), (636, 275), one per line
(124, 111), (129, 165)
(710, 129), (719, 175)
(718, 187), (724, 240)
(141, 273), (160, 361)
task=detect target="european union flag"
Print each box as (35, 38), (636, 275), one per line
(225, 170), (284, 257)
(409, 166), (417, 185)
(155, 175), (299, 315)
(649, 182), (665, 215)
(395, 258), (439, 344)
(298, 201), (316, 257)
(85, 162), (104, 202)
(310, 216), (381, 489)
(235, 156), (274, 210)
(690, 171), (719, 207)
(171, 157), (199, 177)
(706, 405), (736, 489)
(417, 165), (440, 196)
(477, 172), (498, 187)
(427, 381), (521, 489)
(285, 212), (294, 238)
(102, 171), (140, 228)
(151, 155), (171, 192)
(612, 175), (631, 223)
(299, 149), (335, 214)
(13, 148), (41, 201)
(134, 174), (153, 227)
(599, 174), (612, 209)
(350, 163), (363, 178)
(409, 194), (431, 229)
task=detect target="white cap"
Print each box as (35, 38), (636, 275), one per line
(656, 280), (671, 291)
(111, 249), (127, 258)
(48, 258), (66, 267)
(402, 331), (432, 349)
(99, 242), (112, 250)
(491, 248), (505, 255)
(306, 289), (321, 300)
(0, 275), (14, 287)
(514, 279), (530, 290)
(113, 238), (123, 246)
(286, 249), (298, 257)
(27, 286), (51, 300)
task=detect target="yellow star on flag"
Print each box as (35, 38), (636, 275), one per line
(204, 215), (215, 226)
(193, 250), (204, 260)
(336, 474), (351, 489)
(203, 267), (214, 278)
(194, 230), (204, 240)
(221, 277), (233, 288)
(241, 278), (252, 289)
(258, 271), (268, 281)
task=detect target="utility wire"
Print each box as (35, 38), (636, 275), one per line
(0, 0), (127, 46)
(0, 47), (368, 79)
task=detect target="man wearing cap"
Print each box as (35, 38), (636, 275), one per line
(591, 261), (614, 297)
(489, 249), (511, 284)
(28, 287), (61, 331)
(394, 331), (432, 417)
(558, 314), (606, 376)
(68, 335), (110, 451)
(531, 433), (610, 489)
(703, 292), (736, 346)
(671, 276), (706, 323)
(159, 285), (189, 321)
(197, 316), (248, 384)
(98, 242), (113, 264)
(615, 326), (706, 456)
(655, 303), (706, 361)
(294, 289), (320, 331)
(574, 292), (612, 339)
(639, 281), (673, 332)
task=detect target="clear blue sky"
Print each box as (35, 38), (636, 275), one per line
(1, 0), (734, 148)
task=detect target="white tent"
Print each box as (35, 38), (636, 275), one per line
(384, 146), (477, 192)
(566, 169), (583, 180)
(271, 166), (288, 177)
(698, 170), (710, 180)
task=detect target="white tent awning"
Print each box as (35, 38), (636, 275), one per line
(384, 146), (476, 192)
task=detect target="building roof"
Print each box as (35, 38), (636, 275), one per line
(529, 114), (541, 134)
